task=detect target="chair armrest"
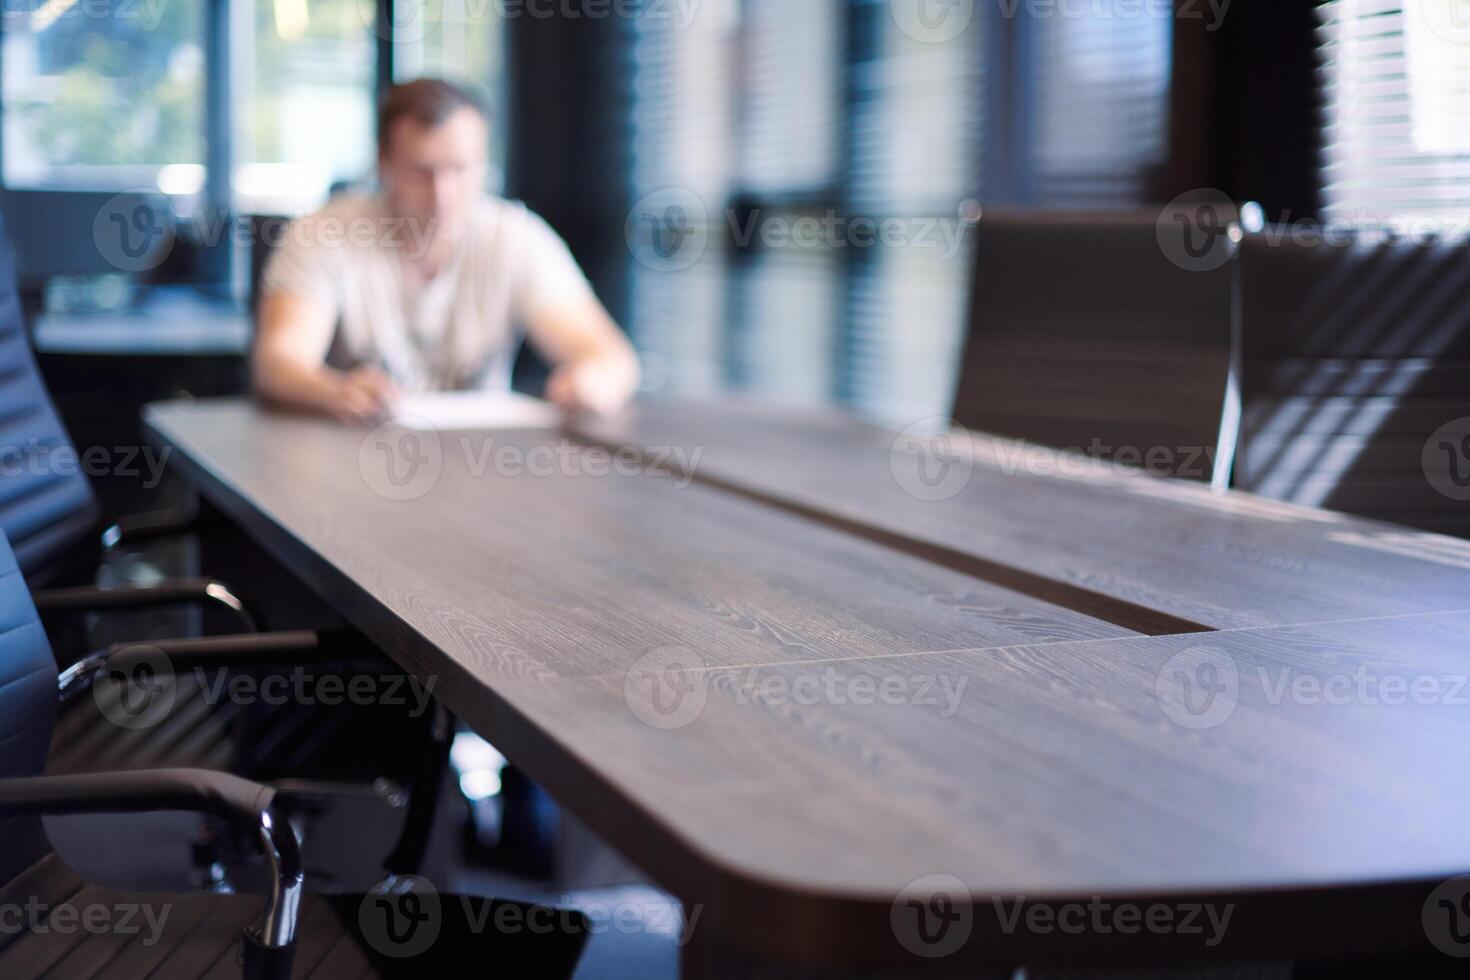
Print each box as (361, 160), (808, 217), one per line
(0, 769), (302, 958)
(56, 630), (336, 701)
(0, 768), (275, 822)
(31, 579), (259, 632)
(100, 509), (199, 551)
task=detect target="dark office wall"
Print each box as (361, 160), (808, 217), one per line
(1172, 0), (1323, 220)
(502, 12), (634, 390)
(504, 12), (632, 321)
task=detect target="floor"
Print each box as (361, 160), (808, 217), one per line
(45, 767), (682, 979)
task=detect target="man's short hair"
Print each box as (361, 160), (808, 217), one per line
(377, 78), (488, 157)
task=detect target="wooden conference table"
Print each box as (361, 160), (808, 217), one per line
(146, 396), (1470, 976)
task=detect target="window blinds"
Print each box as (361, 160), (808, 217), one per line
(1319, 0), (1470, 225)
(1026, 7), (1174, 206)
(619, 0), (1177, 420)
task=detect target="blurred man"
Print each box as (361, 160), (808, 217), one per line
(253, 78), (638, 423)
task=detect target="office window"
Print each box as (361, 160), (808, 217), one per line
(1, 0), (206, 191)
(235, 0), (377, 212)
(845, 0), (982, 421)
(392, 0), (507, 188)
(625, 0), (738, 393)
(849, 0), (982, 214)
(727, 0), (842, 404)
(729, 245), (841, 404)
(630, 239), (731, 395)
(627, 0), (846, 404)
(627, 0), (735, 202)
(620, 0), (1176, 421)
(1026, 7), (1174, 205)
(392, 0), (501, 82)
(1319, 1), (1470, 224)
(737, 0), (840, 197)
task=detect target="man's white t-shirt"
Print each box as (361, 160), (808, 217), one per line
(260, 192), (596, 392)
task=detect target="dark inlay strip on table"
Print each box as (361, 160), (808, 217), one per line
(571, 431), (1216, 638)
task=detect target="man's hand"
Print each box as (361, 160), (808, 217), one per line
(546, 358), (637, 417)
(525, 294), (639, 417)
(329, 367), (401, 424)
(255, 292), (401, 424)
(253, 293), (403, 424)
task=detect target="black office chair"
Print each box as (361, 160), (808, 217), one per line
(32, 545), (451, 887)
(0, 526), (589, 979)
(0, 212), (252, 640)
(0, 200), (337, 744)
(0, 211), (450, 882)
(0, 254), (104, 583)
(952, 206), (1236, 481)
(1231, 227), (1470, 536)
(31, 579), (455, 894)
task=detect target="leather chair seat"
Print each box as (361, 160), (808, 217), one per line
(48, 671), (241, 776)
(0, 852), (587, 979)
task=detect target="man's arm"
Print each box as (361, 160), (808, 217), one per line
(526, 294), (640, 416)
(253, 292), (398, 424)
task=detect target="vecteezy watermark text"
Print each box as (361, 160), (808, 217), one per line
(1258, 666), (1470, 708)
(374, 0), (705, 44)
(1155, 644), (1470, 732)
(891, 0), (1231, 45)
(622, 646), (970, 731)
(94, 198), (446, 274)
(0, 441), (170, 489)
(890, 875), (1235, 960)
(626, 191), (980, 272)
(93, 652), (438, 731)
(359, 425), (704, 502)
(727, 208), (975, 259)
(192, 668), (438, 716)
(1, 0), (171, 31)
(1159, 190), (1470, 274)
(0, 897), (171, 947)
(356, 875), (701, 960)
(988, 437), (1215, 480)
(990, 895), (1234, 947)
(995, 0), (1230, 28)
(888, 418), (1217, 503)
(714, 667), (969, 719)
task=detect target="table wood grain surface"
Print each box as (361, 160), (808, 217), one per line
(145, 397), (1470, 972)
(574, 397), (1470, 633)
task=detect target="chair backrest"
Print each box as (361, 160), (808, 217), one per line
(0, 217), (100, 580)
(247, 213), (291, 315)
(952, 208), (1235, 481)
(1233, 229), (1470, 536)
(0, 528), (59, 883)
(0, 190), (174, 288)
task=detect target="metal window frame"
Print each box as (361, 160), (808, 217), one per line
(0, 0), (402, 288)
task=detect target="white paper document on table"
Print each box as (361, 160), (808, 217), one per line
(389, 391), (562, 431)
